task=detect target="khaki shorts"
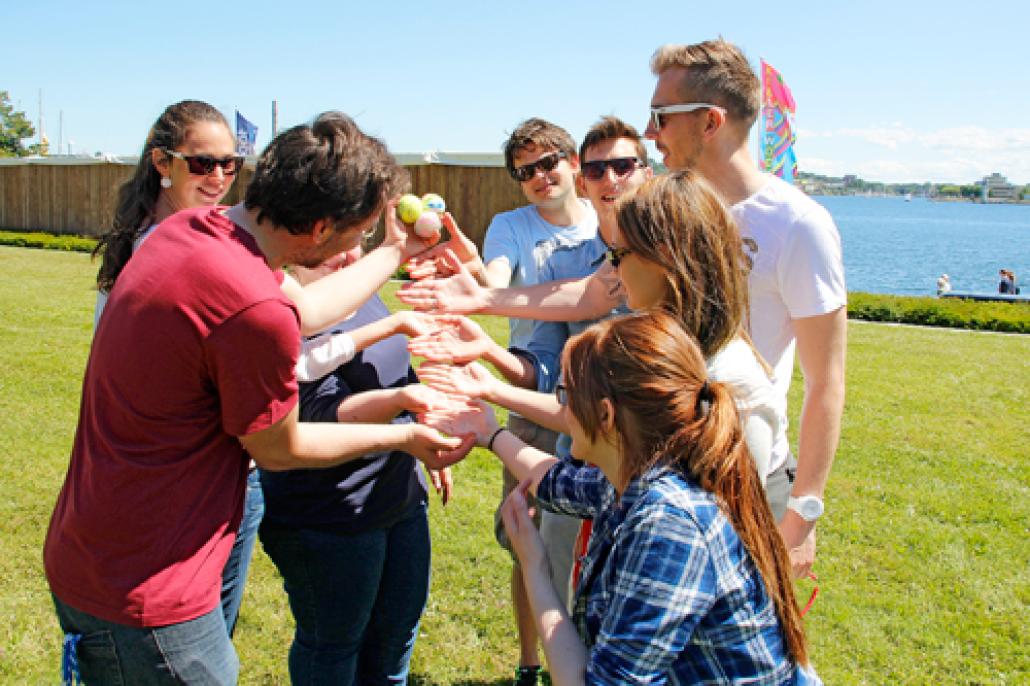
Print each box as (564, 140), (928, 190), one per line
(766, 452), (798, 522)
(494, 416), (581, 610)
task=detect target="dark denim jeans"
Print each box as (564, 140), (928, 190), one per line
(221, 468), (264, 636)
(260, 502), (430, 686)
(53, 595), (238, 685)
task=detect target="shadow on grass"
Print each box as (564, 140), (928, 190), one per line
(410, 678), (512, 686)
(411, 676), (553, 686)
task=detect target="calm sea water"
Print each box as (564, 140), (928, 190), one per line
(814, 195), (1029, 296)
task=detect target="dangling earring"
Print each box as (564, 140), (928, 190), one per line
(160, 177), (172, 189)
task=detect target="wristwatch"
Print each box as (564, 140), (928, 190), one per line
(787, 495), (824, 522)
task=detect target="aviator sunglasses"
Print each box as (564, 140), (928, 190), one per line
(580, 157), (644, 181)
(511, 151), (567, 182)
(164, 149), (245, 176)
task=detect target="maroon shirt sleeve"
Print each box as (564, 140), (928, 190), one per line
(204, 298), (300, 436)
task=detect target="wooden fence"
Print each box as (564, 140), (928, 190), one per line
(0, 158), (526, 249)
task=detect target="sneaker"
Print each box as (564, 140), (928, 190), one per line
(514, 665), (541, 686)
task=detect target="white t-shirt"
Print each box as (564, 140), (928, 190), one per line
(732, 175), (846, 399)
(482, 200), (599, 349)
(707, 337), (789, 478)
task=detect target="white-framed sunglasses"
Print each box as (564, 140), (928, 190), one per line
(648, 103), (726, 131)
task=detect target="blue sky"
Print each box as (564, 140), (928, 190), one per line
(6, 0), (1029, 183)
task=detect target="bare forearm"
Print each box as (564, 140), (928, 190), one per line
(792, 307), (847, 498)
(794, 379), (845, 498)
(521, 560), (588, 686)
(485, 383), (567, 434)
(253, 422), (414, 471)
(488, 429), (557, 494)
(482, 345), (537, 389)
(293, 245), (404, 335)
(481, 275), (612, 321)
(348, 314), (402, 352)
(335, 389), (405, 424)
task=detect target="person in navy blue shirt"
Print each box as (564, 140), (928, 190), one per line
(260, 246), (459, 685)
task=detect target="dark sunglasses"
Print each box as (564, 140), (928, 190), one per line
(580, 157), (644, 181)
(555, 382), (568, 406)
(165, 149), (244, 176)
(606, 247), (632, 268)
(511, 151), (567, 182)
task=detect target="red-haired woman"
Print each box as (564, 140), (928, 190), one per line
(425, 311), (820, 684)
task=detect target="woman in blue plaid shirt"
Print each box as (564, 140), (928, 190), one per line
(431, 311), (819, 684)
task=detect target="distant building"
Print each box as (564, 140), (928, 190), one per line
(981, 173), (1017, 203)
(842, 174), (858, 186)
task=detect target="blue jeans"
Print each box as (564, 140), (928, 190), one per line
(53, 594), (238, 685)
(260, 502), (430, 686)
(221, 468), (263, 636)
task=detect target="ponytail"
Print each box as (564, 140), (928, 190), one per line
(672, 380), (809, 666)
(562, 310), (809, 666)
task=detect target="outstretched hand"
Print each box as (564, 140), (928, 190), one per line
(408, 315), (496, 365)
(403, 424), (476, 470)
(395, 383), (470, 416)
(419, 397), (498, 445)
(397, 249), (489, 314)
(416, 360), (498, 400)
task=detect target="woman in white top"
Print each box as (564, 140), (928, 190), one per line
(418, 170), (788, 503)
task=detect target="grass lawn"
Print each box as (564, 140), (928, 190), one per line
(1, 245), (1027, 685)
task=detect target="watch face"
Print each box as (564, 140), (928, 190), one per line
(791, 496), (824, 521)
(802, 499), (822, 520)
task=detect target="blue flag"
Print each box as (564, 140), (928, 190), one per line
(235, 111), (258, 156)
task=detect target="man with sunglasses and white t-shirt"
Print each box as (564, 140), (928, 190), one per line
(401, 41), (845, 583)
(645, 40), (846, 581)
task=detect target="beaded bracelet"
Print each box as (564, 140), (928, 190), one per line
(486, 426), (506, 452)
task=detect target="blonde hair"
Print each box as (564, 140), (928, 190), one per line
(650, 39), (760, 127)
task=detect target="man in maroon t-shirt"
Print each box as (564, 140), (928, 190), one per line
(44, 112), (473, 685)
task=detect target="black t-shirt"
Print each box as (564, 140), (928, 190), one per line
(260, 295), (427, 533)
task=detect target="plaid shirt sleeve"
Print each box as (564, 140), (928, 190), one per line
(586, 495), (716, 684)
(536, 461), (614, 519)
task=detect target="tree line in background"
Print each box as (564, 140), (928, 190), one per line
(0, 91), (44, 158)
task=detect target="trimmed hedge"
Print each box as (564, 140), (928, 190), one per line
(0, 230), (97, 253)
(848, 292), (1028, 334)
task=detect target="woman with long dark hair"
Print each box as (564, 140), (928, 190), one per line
(93, 100), (241, 322)
(89, 100), (262, 637)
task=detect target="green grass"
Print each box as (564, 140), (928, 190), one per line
(1, 245), (1028, 684)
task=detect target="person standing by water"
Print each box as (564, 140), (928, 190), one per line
(998, 269), (1017, 294)
(645, 40), (846, 579)
(937, 273), (951, 296)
